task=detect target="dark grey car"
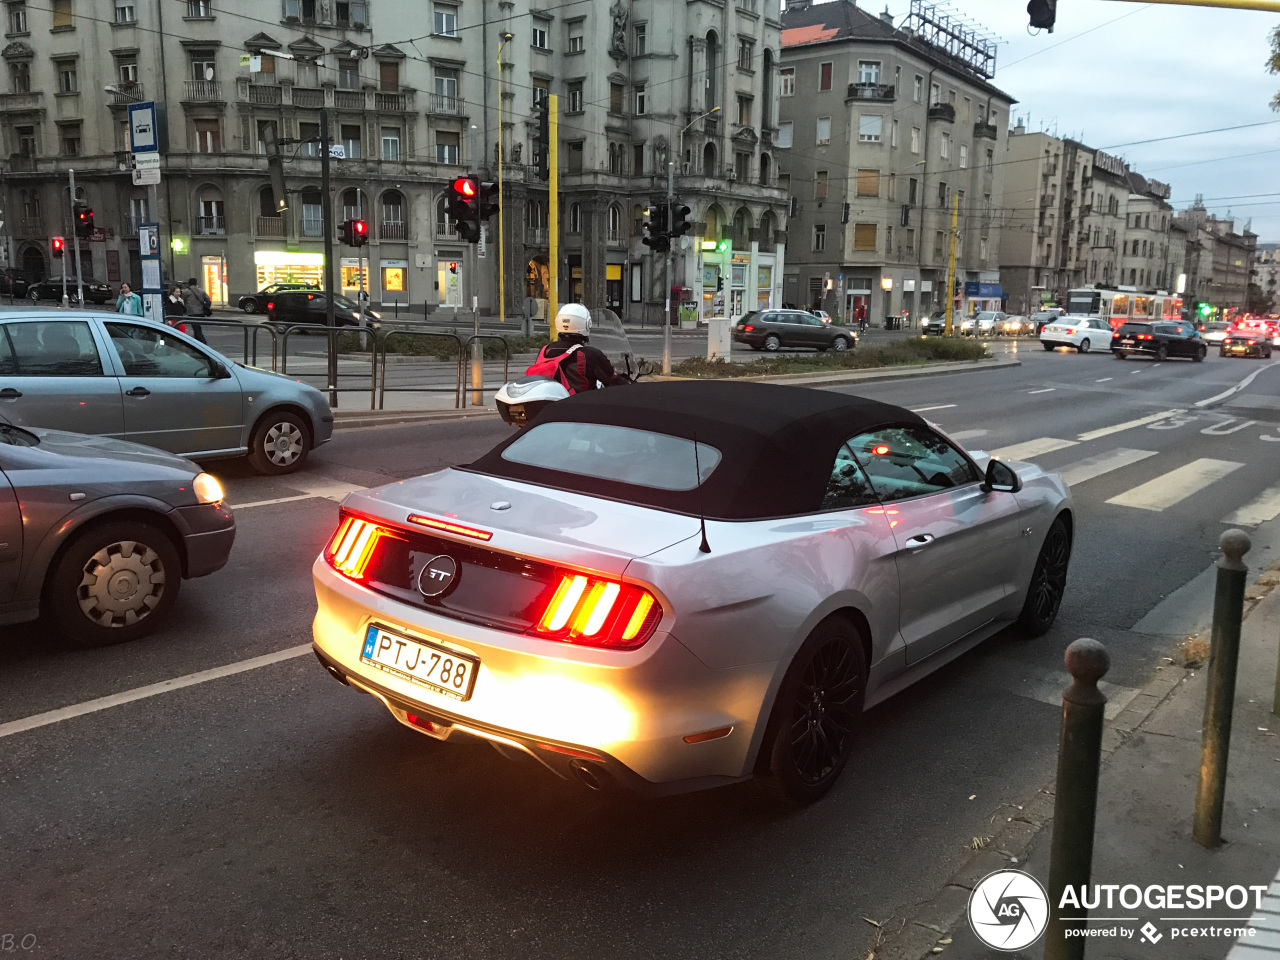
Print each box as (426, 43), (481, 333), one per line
(0, 416), (234, 645)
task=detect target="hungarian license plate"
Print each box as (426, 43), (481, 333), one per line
(1120, 338), (1135, 346)
(361, 624), (478, 701)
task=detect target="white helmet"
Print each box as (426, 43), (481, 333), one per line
(554, 302), (592, 337)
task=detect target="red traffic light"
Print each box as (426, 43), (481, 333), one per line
(51, 237), (65, 258)
(448, 261), (458, 273)
(452, 177), (477, 198)
(353, 219), (368, 236)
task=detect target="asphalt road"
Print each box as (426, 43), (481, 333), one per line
(3, 345), (1280, 960)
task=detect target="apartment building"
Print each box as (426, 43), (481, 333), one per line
(778, 0), (1012, 324)
(1179, 202), (1257, 312)
(0, 0), (788, 320)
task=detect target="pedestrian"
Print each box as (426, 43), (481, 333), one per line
(164, 285), (187, 331)
(115, 282), (144, 316)
(181, 277), (211, 344)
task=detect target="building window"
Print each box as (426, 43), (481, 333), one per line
(255, 119), (277, 154)
(609, 82), (623, 114)
(814, 170), (828, 200)
(930, 80), (940, 104)
(117, 57), (137, 83)
(186, 0), (210, 16)
(890, 119), (898, 148)
(816, 116), (831, 144)
(934, 231), (944, 259)
(905, 228), (915, 255)
(531, 18), (548, 49)
(190, 52), (215, 81)
(54, 59), (77, 93)
(855, 168), (879, 198)
(633, 22), (646, 55)
(858, 115), (882, 143)
(336, 0), (368, 25)
(887, 173), (896, 201)
(198, 198), (225, 234)
(779, 66), (794, 97)
(634, 84), (646, 115)
(911, 75), (922, 102)
(435, 131), (459, 164)
(567, 80), (583, 112)
(938, 181), (948, 207)
(434, 67), (458, 109)
(736, 94), (751, 126)
(813, 224), (826, 251)
(959, 143), (968, 168)
(532, 76), (549, 110)
(853, 223), (876, 251)
(738, 38), (753, 70)
(607, 141), (622, 174)
(59, 122), (81, 155)
(857, 61), (880, 84)
(735, 151), (750, 181)
(114, 0), (134, 22)
(567, 140), (583, 173)
(194, 118), (220, 153)
(567, 20), (583, 52)
(51, 0), (71, 27)
(989, 109), (999, 128)
(633, 142), (644, 174)
(381, 126), (400, 160)
(340, 123), (361, 158)
(9, 62), (30, 93)
(373, 60), (398, 92)
(910, 126), (920, 154)
(338, 58), (358, 89)
(568, 203), (581, 233)
(433, 3), (456, 36)
(776, 121), (793, 148)
(908, 178), (918, 204)
(818, 61), (832, 90)
(980, 237), (988, 260)
(8, 1), (27, 32)
(299, 121), (320, 156)
(939, 133), (950, 159)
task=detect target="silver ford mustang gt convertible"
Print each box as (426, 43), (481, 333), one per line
(312, 381), (1072, 804)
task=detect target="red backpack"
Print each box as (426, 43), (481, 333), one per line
(525, 344), (588, 394)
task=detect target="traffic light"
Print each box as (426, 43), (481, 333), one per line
(716, 275), (724, 292)
(1027, 0), (1055, 31)
(478, 181), (500, 220)
(73, 201), (94, 238)
(670, 203), (692, 243)
(448, 175), (481, 243)
(641, 205), (670, 254)
(1198, 302), (1213, 317)
(341, 218), (369, 246)
(51, 236), (65, 259)
(535, 105), (550, 181)
(448, 261), (458, 274)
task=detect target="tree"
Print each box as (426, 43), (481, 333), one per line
(1246, 281), (1274, 315)
(1269, 26), (1280, 109)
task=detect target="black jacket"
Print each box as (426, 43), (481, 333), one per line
(540, 334), (628, 392)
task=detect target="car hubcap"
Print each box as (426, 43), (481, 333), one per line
(264, 422), (304, 465)
(834, 339), (848, 352)
(77, 540), (166, 627)
(1029, 526), (1069, 625)
(788, 637), (862, 785)
(765, 337), (780, 351)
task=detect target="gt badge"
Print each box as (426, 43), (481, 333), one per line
(417, 555), (459, 597)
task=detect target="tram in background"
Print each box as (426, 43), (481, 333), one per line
(1065, 287), (1182, 330)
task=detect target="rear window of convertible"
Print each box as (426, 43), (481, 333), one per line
(501, 422), (721, 491)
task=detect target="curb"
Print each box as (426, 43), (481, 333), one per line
(875, 564), (1280, 960)
(332, 407), (498, 429)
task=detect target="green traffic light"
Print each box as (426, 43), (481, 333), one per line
(1198, 303), (1212, 316)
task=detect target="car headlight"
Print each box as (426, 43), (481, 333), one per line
(193, 472), (225, 504)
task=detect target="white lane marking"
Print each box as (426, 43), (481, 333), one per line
(1028, 388), (1057, 394)
(1055, 448), (1158, 487)
(1076, 409), (1184, 442)
(1201, 419), (1258, 436)
(230, 493), (320, 510)
(1106, 458), (1244, 512)
(1222, 484), (1280, 527)
(0, 644), (314, 740)
(231, 479), (363, 511)
(1096, 377), (1114, 383)
(949, 429), (988, 442)
(1194, 360), (1280, 407)
(992, 437), (1079, 461)
(911, 404), (957, 413)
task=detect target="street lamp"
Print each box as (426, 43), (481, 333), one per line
(678, 106), (721, 174)
(496, 31), (513, 326)
(881, 276), (894, 291)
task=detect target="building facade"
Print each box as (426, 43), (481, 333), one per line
(1178, 202), (1257, 314)
(0, 0), (787, 321)
(777, 0), (1012, 325)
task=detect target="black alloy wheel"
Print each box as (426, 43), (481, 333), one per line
(241, 298), (257, 314)
(763, 334), (781, 352)
(1017, 516), (1071, 637)
(1155, 344), (1169, 361)
(757, 617), (867, 805)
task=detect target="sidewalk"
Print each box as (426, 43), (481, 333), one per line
(900, 580), (1280, 960)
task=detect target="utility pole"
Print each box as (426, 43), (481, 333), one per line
(547, 94), (559, 340)
(662, 161), (674, 375)
(320, 110), (338, 407)
(68, 169), (84, 308)
(943, 189), (959, 336)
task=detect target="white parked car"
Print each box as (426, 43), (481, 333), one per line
(1040, 316), (1115, 353)
(810, 309), (834, 324)
(961, 311), (1007, 335)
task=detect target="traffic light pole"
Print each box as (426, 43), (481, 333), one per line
(662, 161), (674, 376)
(320, 110), (338, 408)
(67, 168), (84, 308)
(943, 190), (959, 337)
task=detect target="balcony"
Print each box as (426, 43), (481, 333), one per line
(16, 217), (42, 236)
(436, 220), (458, 239)
(195, 216), (226, 235)
(292, 87), (323, 109)
(183, 80), (223, 103)
(846, 82), (895, 102)
(8, 153), (37, 172)
(375, 91), (412, 112)
(334, 89), (364, 109)
(429, 93), (459, 115)
(108, 82), (144, 105)
(257, 215), (285, 237)
(247, 83), (282, 105)
(973, 121), (997, 140)
(926, 102), (955, 123)
(704, 115), (720, 136)
(0, 92), (43, 114)
(379, 220), (406, 240)
(527, 227), (549, 245)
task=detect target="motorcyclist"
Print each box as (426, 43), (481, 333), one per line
(526, 303), (630, 393)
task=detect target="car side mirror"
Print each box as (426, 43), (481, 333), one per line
(212, 360), (232, 379)
(983, 458), (1022, 493)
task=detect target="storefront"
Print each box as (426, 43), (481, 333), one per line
(200, 254), (227, 305)
(254, 250), (324, 289)
(436, 258), (462, 308)
(380, 259), (408, 305)
(963, 281), (1004, 316)
(340, 258), (368, 300)
(605, 263), (623, 311)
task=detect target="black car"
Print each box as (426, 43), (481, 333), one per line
(0, 268), (30, 298)
(733, 309), (857, 352)
(922, 313), (947, 335)
(265, 290), (380, 328)
(1028, 309), (1065, 334)
(27, 275), (112, 304)
(1112, 321), (1207, 362)
(238, 281), (320, 314)
(1219, 326), (1274, 359)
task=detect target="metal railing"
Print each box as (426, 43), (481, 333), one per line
(184, 79), (223, 102)
(378, 330), (464, 409)
(380, 220), (407, 240)
(280, 323), (380, 409)
(430, 93), (459, 114)
(256, 215), (285, 237)
(187, 318), (280, 371)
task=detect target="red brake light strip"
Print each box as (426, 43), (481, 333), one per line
(406, 514), (493, 541)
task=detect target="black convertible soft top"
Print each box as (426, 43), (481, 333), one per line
(466, 380), (924, 520)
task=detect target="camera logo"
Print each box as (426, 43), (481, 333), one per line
(968, 869), (1050, 951)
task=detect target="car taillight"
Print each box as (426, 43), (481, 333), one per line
(742, 324), (755, 331)
(533, 572), (661, 649)
(1248, 339), (1257, 345)
(266, 301), (274, 312)
(1065, 327), (1076, 334)
(1137, 334), (1152, 340)
(324, 515), (393, 580)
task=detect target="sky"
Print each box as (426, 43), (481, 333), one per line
(879, 0), (1280, 239)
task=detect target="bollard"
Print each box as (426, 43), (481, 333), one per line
(1045, 638), (1110, 960)
(1193, 529), (1251, 848)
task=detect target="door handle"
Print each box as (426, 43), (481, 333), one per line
(125, 386), (151, 398)
(905, 533), (935, 548)
(0, 388), (21, 399)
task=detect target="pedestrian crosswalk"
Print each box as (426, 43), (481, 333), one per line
(1105, 458), (1244, 512)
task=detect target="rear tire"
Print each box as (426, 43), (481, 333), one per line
(241, 298), (257, 314)
(1078, 338), (1091, 353)
(1194, 346), (1206, 362)
(1155, 344), (1169, 362)
(832, 336), (850, 352)
(247, 409), (311, 475)
(755, 616), (867, 806)
(1042, 342), (1054, 351)
(1017, 516), (1071, 638)
(763, 334), (781, 352)
(1115, 351), (1127, 359)
(46, 521), (182, 647)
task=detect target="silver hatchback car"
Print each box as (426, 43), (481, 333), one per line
(0, 312), (333, 473)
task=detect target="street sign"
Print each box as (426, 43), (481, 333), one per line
(132, 166), (161, 186)
(477, 223), (487, 259)
(133, 153), (160, 169)
(127, 102), (159, 154)
(90, 227), (105, 242)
